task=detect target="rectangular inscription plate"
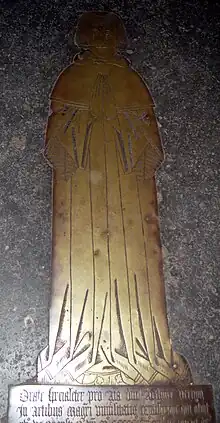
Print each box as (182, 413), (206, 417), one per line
(8, 384), (216, 423)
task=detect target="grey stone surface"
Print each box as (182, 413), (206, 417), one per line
(0, 0), (219, 419)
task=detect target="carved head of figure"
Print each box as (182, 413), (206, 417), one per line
(75, 11), (127, 54)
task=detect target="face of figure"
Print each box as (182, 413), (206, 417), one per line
(91, 20), (116, 48)
(76, 12), (127, 54)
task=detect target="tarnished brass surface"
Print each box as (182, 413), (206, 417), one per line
(37, 11), (192, 385)
(8, 384), (216, 423)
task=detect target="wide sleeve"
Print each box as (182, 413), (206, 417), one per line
(44, 95), (92, 180)
(114, 105), (164, 180)
(110, 67), (164, 179)
(44, 101), (76, 178)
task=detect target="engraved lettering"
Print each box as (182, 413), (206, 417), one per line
(32, 404), (63, 417)
(95, 403), (137, 417)
(88, 390), (103, 403)
(107, 390), (122, 401)
(16, 406), (27, 418)
(126, 390), (140, 401)
(67, 405), (92, 418)
(178, 389), (204, 401)
(49, 387), (84, 403)
(20, 389), (44, 402)
(193, 402), (210, 415)
(144, 389), (173, 400)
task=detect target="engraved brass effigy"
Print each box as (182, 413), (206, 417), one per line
(37, 11), (192, 386)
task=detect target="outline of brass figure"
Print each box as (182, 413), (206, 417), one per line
(37, 11), (192, 385)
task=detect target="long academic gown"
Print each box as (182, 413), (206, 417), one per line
(37, 51), (191, 385)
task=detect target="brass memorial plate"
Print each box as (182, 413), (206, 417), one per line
(7, 10), (216, 423)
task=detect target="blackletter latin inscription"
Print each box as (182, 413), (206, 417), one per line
(8, 385), (216, 423)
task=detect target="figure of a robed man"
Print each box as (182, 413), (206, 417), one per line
(37, 11), (191, 385)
